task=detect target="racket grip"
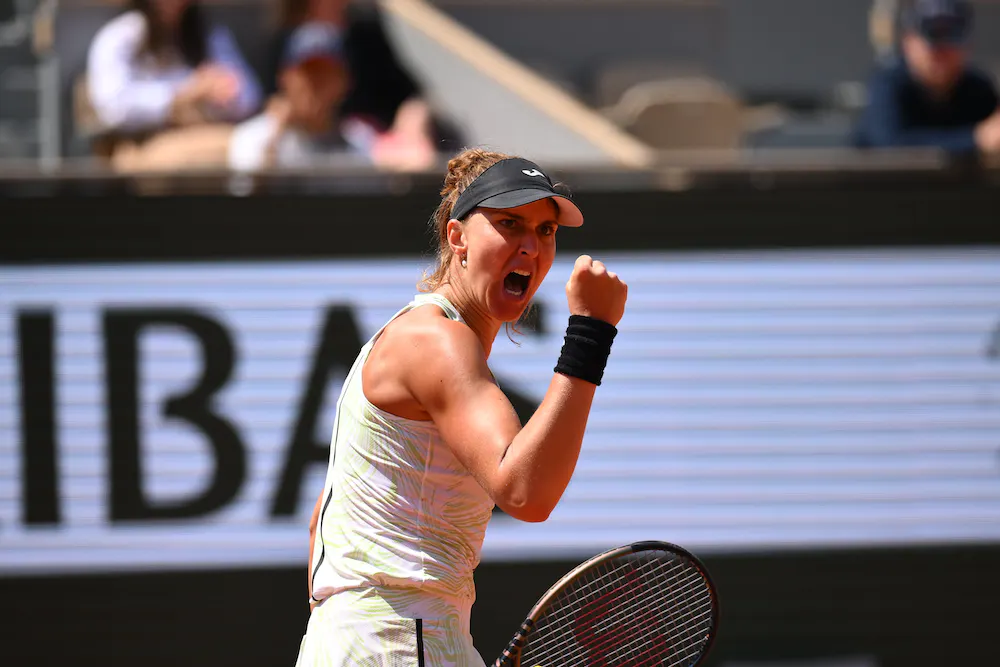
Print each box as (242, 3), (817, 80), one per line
(493, 619), (534, 667)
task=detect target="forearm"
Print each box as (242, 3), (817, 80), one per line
(497, 374), (597, 522)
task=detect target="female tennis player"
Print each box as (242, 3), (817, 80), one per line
(296, 148), (628, 667)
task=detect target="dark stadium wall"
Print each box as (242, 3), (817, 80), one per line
(4, 175), (1000, 263)
(2, 545), (1000, 667)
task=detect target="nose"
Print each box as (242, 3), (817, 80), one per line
(520, 230), (539, 258)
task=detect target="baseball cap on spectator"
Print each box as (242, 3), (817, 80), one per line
(281, 22), (344, 68)
(903, 0), (973, 46)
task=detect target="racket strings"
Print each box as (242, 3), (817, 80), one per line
(550, 556), (702, 631)
(529, 576), (711, 667)
(521, 551), (715, 667)
(528, 556), (655, 644)
(548, 585), (708, 667)
(596, 588), (715, 667)
(533, 556), (699, 644)
(539, 557), (690, 647)
(532, 566), (711, 666)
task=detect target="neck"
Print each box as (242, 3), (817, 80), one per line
(435, 281), (502, 358)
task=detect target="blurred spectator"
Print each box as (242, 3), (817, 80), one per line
(85, 0), (262, 168)
(855, 0), (1000, 155)
(228, 22), (353, 170)
(264, 0), (447, 170)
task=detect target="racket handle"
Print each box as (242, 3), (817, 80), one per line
(493, 619), (534, 667)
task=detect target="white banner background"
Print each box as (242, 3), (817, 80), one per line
(2, 248), (999, 574)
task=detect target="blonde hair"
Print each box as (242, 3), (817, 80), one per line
(419, 148), (514, 293)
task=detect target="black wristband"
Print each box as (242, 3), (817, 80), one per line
(554, 315), (618, 386)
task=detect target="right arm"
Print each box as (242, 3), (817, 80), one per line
(405, 256), (627, 523)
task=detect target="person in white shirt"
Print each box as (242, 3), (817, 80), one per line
(84, 0), (262, 171)
(87, 0), (261, 134)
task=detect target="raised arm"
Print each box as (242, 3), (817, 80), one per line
(406, 256), (626, 522)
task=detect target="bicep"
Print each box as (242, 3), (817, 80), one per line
(409, 337), (522, 500)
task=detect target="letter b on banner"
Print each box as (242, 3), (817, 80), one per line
(104, 309), (245, 521)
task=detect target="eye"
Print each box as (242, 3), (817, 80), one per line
(539, 224), (557, 237)
(497, 218), (517, 229)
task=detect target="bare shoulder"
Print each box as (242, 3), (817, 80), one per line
(364, 304), (489, 418)
(382, 304), (485, 372)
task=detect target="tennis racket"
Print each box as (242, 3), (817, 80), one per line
(493, 540), (719, 667)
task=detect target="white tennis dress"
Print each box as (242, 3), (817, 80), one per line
(296, 294), (495, 667)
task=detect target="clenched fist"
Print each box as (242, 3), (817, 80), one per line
(565, 255), (628, 326)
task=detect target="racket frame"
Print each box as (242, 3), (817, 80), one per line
(493, 540), (720, 667)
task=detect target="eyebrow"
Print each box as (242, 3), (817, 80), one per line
(494, 206), (559, 226)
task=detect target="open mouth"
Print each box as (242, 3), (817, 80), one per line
(504, 269), (531, 297)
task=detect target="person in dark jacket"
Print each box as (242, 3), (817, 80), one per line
(855, 0), (1000, 155)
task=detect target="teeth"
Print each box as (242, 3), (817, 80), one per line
(512, 269), (531, 276)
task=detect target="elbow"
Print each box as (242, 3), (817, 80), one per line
(496, 494), (556, 523)
(491, 450), (561, 522)
(515, 507), (553, 523)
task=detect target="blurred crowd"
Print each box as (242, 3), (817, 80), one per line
(79, 0), (454, 173)
(3, 0), (999, 172)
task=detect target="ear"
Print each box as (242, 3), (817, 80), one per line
(446, 218), (467, 259)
